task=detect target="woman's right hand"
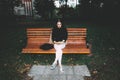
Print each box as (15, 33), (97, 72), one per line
(54, 41), (64, 44)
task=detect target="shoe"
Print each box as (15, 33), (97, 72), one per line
(60, 68), (64, 72)
(50, 64), (56, 70)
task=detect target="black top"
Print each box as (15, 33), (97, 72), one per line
(52, 27), (68, 42)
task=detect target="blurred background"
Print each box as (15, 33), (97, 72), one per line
(0, 0), (120, 26)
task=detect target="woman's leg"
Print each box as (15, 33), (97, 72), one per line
(54, 43), (65, 71)
(51, 43), (65, 71)
(52, 49), (61, 65)
(51, 44), (60, 70)
(52, 44), (61, 63)
(58, 50), (63, 72)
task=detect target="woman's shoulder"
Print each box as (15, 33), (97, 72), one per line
(52, 27), (58, 31)
(62, 27), (67, 30)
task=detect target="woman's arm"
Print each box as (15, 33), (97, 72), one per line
(62, 28), (68, 41)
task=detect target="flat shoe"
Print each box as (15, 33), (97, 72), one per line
(50, 64), (56, 70)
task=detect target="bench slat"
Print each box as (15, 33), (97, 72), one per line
(27, 28), (86, 30)
(27, 31), (86, 35)
(22, 48), (90, 54)
(27, 38), (86, 44)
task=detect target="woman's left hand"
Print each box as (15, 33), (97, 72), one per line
(54, 41), (64, 44)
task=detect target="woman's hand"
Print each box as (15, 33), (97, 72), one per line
(54, 41), (64, 44)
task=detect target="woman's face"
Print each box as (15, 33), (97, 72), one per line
(57, 21), (62, 28)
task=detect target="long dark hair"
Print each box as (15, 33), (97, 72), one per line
(53, 19), (65, 28)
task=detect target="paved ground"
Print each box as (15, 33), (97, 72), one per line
(28, 65), (91, 80)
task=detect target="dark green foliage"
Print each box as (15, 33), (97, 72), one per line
(34, 0), (55, 20)
(0, 0), (21, 26)
(78, 0), (120, 22)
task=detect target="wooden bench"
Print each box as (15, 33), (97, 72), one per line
(22, 28), (90, 54)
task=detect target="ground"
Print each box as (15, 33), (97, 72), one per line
(0, 19), (120, 80)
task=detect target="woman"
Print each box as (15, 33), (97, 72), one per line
(50, 20), (68, 72)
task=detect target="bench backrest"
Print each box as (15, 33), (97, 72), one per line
(27, 28), (87, 45)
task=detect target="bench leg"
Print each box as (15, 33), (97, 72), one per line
(87, 43), (93, 56)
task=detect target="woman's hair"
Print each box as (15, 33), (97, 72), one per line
(54, 19), (65, 28)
